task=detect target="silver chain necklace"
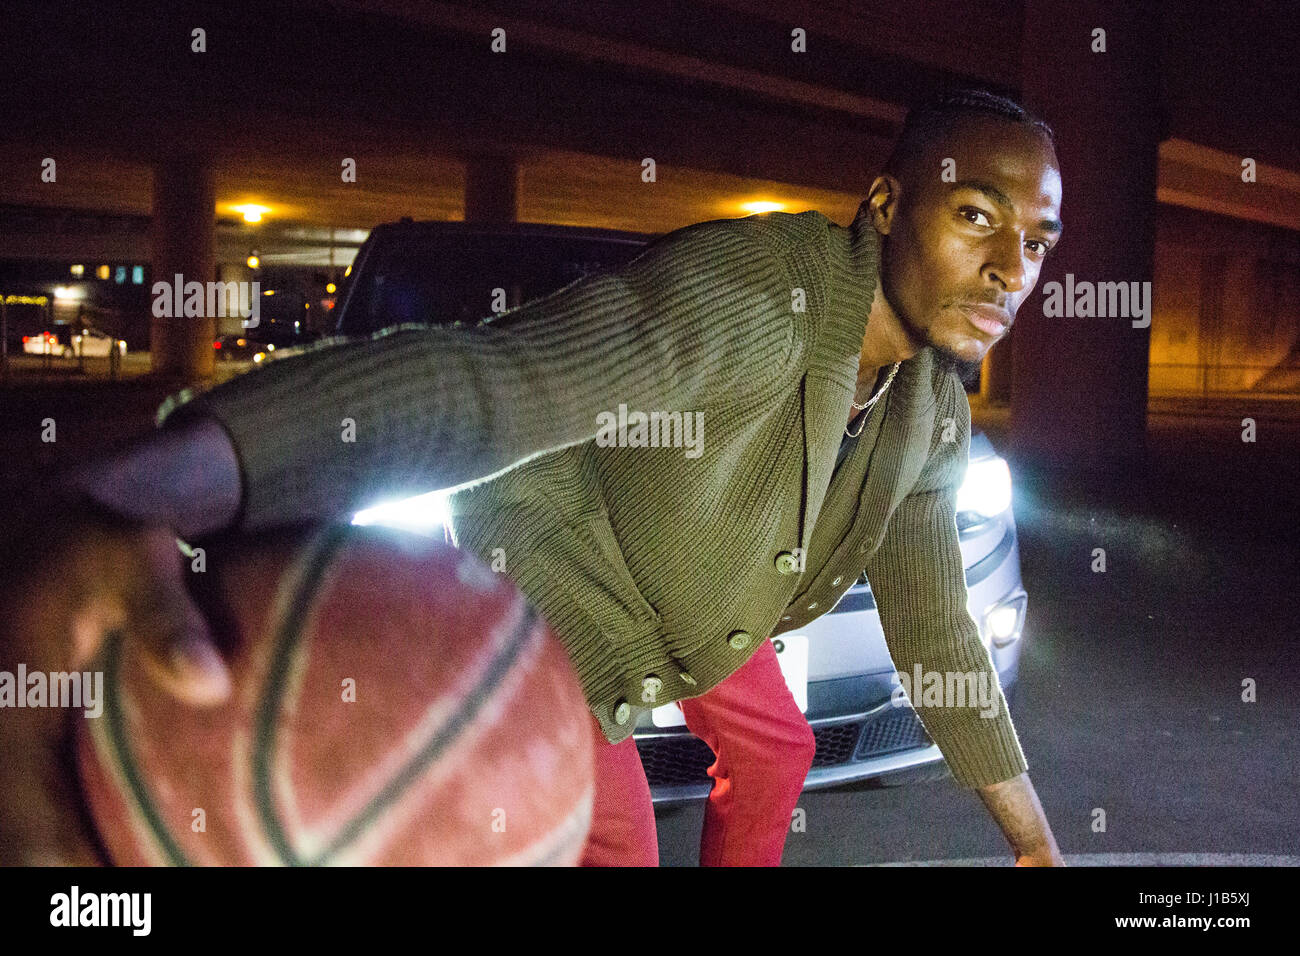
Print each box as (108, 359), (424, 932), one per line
(845, 361), (901, 437)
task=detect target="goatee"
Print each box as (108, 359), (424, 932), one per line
(928, 341), (985, 385)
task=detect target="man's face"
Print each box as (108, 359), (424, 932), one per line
(877, 116), (1063, 371)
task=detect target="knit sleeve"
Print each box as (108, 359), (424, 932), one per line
(862, 370), (1029, 789)
(157, 217), (799, 532)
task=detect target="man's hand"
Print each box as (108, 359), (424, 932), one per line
(1, 497), (232, 713)
(1014, 849), (1064, 867)
(33, 413), (244, 697)
(35, 507), (231, 702)
(0, 499), (232, 864)
(0, 412), (244, 862)
(976, 772), (1066, 866)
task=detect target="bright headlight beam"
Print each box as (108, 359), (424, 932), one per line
(955, 457), (1013, 518)
(351, 491), (453, 536)
(986, 604), (1020, 640)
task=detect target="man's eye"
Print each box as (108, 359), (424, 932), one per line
(1026, 239), (1052, 256)
(960, 207), (992, 227)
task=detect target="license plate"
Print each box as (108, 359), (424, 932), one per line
(650, 635), (809, 728)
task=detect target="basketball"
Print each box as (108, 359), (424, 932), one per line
(75, 524), (594, 866)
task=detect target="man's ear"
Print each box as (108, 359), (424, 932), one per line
(866, 174), (900, 235)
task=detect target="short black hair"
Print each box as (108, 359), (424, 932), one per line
(884, 89), (1056, 180)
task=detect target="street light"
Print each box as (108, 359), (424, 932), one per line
(234, 204), (270, 223)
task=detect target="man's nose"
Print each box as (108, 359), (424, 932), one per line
(984, 235), (1029, 294)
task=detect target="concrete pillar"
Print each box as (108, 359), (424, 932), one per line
(151, 154), (215, 381)
(1011, 0), (1160, 469)
(464, 152), (517, 224)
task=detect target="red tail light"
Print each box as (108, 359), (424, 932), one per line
(213, 340), (222, 349)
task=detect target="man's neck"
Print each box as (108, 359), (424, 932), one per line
(862, 273), (924, 367)
(852, 274), (924, 406)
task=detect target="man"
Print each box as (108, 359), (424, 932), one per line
(18, 89), (1064, 866)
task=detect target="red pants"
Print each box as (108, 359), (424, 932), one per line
(580, 638), (816, 866)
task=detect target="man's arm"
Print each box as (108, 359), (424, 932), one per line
(64, 415), (242, 540)
(863, 480), (1033, 784)
(152, 217), (801, 534)
(42, 215), (804, 710)
(862, 372), (1061, 863)
(977, 773), (1064, 866)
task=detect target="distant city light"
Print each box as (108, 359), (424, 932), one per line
(53, 286), (82, 300)
(326, 282), (336, 294)
(96, 265), (110, 280)
(69, 264), (84, 277)
(132, 265), (144, 284)
(234, 204), (271, 223)
(247, 254), (260, 269)
(741, 200), (785, 214)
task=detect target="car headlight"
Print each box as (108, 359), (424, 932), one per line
(352, 491), (452, 536)
(983, 591), (1028, 648)
(955, 456), (1012, 519)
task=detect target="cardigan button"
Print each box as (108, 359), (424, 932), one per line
(773, 551), (801, 575)
(832, 576), (843, 587)
(613, 699), (632, 725)
(727, 630), (752, 651)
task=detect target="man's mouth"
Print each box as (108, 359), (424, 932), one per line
(957, 303), (1011, 337)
